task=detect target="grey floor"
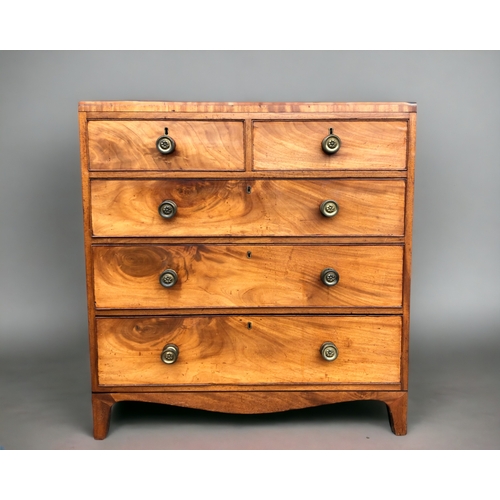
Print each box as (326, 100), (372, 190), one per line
(1, 334), (499, 450)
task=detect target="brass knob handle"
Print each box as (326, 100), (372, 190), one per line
(159, 269), (178, 288)
(320, 341), (338, 362)
(322, 128), (341, 154)
(156, 128), (176, 155)
(321, 268), (339, 286)
(161, 343), (179, 364)
(159, 200), (177, 219)
(320, 200), (339, 217)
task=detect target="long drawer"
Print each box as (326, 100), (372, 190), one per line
(90, 179), (405, 237)
(93, 244), (403, 309)
(96, 315), (402, 386)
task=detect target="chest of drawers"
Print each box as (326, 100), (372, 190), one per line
(79, 101), (416, 439)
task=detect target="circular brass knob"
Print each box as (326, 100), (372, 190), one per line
(320, 200), (339, 217)
(156, 128), (176, 155)
(158, 200), (177, 219)
(161, 343), (179, 364)
(320, 341), (338, 362)
(321, 268), (339, 286)
(159, 269), (178, 288)
(322, 129), (341, 154)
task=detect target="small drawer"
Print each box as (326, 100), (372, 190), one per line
(96, 315), (402, 386)
(93, 244), (403, 309)
(91, 179), (405, 237)
(88, 120), (244, 171)
(253, 120), (407, 171)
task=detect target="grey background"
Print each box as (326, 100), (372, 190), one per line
(1, 51), (499, 449)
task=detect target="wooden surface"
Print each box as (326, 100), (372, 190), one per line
(80, 101), (417, 113)
(401, 112), (417, 391)
(93, 245), (403, 309)
(80, 101), (415, 438)
(253, 120), (407, 171)
(88, 120), (244, 171)
(96, 315), (402, 386)
(91, 390), (408, 439)
(386, 392), (408, 435)
(79, 112), (100, 390)
(90, 179), (406, 237)
(92, 394), (113, 440)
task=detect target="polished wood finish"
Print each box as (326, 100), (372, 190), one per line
(386, 392), (408, 436)
(95, 307), (404, 316)
(91, 179), (405, 237)
(88, 169), (409, 180)
(92, 393), (113, 440)
(93, 382), (402, 393)
(401, 112), (417, 391)
(79, 101), (416, 439)
(79, 101), (417, 113)
(79, 112), (100, 390)
(93, 245), (403, 309)
(91, 390), (408, 439)
(253, 121), (407, 171)
(96, 315), (402, 386)
(88, 120), (244, 171)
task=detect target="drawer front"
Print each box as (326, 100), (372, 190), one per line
(96, 315), (402, 386)
(91, 179), (405, 237)
(253, 121), (407, 171)
(88, 120), (244, 171)
(93, 245), (403, 309)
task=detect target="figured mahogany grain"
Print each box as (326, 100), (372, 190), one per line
(253, 121), (407, 171)
(88, 120), (244, 171)
(96, 315), (401, 386)
(93, 244), (403, 309)
(90, 179), (405, 238)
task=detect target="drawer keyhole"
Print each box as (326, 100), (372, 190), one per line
(247, 186), (252, 194)
(247, 251), (252, 258)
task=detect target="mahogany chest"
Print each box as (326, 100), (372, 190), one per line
(79, 101), (416, 439)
